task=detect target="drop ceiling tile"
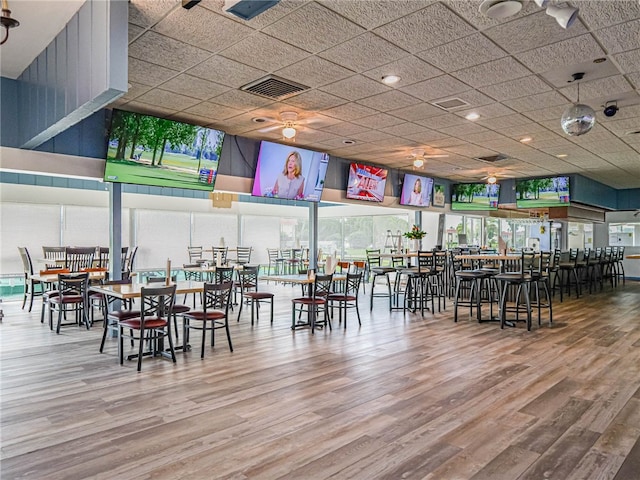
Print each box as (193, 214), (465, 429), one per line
(452, 90), (497, 108)
(125, 101), (177, 118)
(615, 49), (640, 73)
(154, 6), (254, 53)
(451, 0), (539, 29)
(388, 103), (445, 122)
(503, 91), (569, 112)
(319, 0), (426, 30)
(184, 101), (244, 120)
(499, 122), (553, 138)
(128, 23), (144, 43)
(363, 55), (442, 86)
(275, 57), (354, 89)
(417, 113), (466, 129)
(518, 34), (606, 73)
(578, 1), (640, 29)
(455, 103), (516, 120)
(187, 56), (266, 88)
(119, 82), (152, 102)
(349, 130), (396, 143)
(352, 113), (406, 129)
(231, 0), (306, 29)
(129, 57), (180, 87)
(356, 90), (418, 112)
(320, 75), (390, 101)
(320, 122), (370, 136)
(283, 90), (346, 111)
(319, 32), (409, 73)
(169, 112), (224, 129)
(210, 89), (273, 110)
(479, 113), (532, 130)
(129, 0), (176, 28)
(219, 33), (309, 71)
(428, 137), (467, 148)
(401, 130), (449, 144)
(560, 75), (635, 103)
(629, 72), (640, 89)
(464, 131), (509, 143)
(380, 123), (431, 136)
(437, 123), (490, 137)
(484, 11), (588, 54)
(452, 57), (532, 88)
(417, 33), (507, 72)
(400, 75), (470, 102)
(135, 88), (201, 111)
(479, 76), (552, 102)
(601, 117), (640, 136)
(370, 137), (418, 149)
(321, 103), (378, 122)
(444, 144), (497, 158)
(262, 2), (365, 53)
(600, 151), (640, 163)
(373, 3), (475, 53)
(160, 74), (229, 100)
(594, 19), (640, 54)
(523, 104), (569, 122)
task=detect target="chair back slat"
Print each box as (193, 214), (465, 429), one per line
(140, 284), (176, 321)
(65, 247), (96, 272)
(202, 281), (233, 312)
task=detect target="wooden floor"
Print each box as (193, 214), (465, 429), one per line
(2, 279), (640, 480)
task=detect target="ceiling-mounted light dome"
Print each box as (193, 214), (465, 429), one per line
(282, 125), (296, 139)
(479, 0), (522, 19)
(561, 103), (596, 136)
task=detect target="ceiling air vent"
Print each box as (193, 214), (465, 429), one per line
(476, 154), (509, 163)
(431, 97), (470, 111)
(241, 75), (309, 100)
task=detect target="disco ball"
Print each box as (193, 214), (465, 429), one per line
(561, 103), (596, 136)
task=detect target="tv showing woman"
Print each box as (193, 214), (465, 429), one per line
(400, 174), (433, 207)
(251, 141), (329, 202)
(273, 151), (305, 200)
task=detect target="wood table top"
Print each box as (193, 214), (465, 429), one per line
(90, 280), (205, 299)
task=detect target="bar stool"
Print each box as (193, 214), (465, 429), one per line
(493, 252), (534, 331)
(452, 258), (488, 323)
(403, 251), (437, 316)
(366, 249), (395, 311)
(528, 251), (553, 326)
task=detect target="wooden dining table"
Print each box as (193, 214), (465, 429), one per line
(89, 280), (205, 299)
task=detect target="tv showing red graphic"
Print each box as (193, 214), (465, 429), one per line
(346, 163), (388, 203)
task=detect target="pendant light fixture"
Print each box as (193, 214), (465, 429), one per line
(561, 73), (596, 137)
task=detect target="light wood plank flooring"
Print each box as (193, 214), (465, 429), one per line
(2, 280), (640, 479)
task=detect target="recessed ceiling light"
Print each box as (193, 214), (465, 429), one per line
(252, 117), (269, 123)
(479, 0), (522, 19)
(343, 139), (356, 145)
(381, 75), (401, 85)
(593, 57), (607, 64)
(465, 112), (480, 121)
(520, 136), (532, 143)
(556, 154), (568, 158)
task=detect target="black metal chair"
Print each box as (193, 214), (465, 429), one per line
(48, 272), (90, 334)
(292, 273), (333, 334)
(118, 284), (178, 371)
(327, 272), (362, 329)
(493, 252), (535, 331)
(182, 281), (234, 358)
(237, 268), (274, 325)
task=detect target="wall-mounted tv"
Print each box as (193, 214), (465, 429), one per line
(346, 163), (388, 202)
(251, 141), (329, 202)
(516, 176), (570, 208)
(400, 174), (434, 207)
(104, 109), (225, 191)
(451, 183), (500, 211)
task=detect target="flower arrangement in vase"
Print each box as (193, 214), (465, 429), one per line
(403, 225), (426, 251)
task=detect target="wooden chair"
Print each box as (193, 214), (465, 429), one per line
(237, 268), (274, 325)
(18, 247), (44, 312)
(65, 247), (96, 272)
(48, 272), (90, 334)
(42, 246), (66, 269)
(327, 272), (362, 329)
(291, 274), (333, 334)
(118, 284), (177, 372)
(182, 282), (234, 358)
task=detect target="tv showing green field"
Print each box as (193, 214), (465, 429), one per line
(451, 183), (500, 211)
(516, 176), (570, 208)
(104, 109), (225, 191)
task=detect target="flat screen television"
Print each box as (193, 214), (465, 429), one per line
(516, 176), (570, 208)
(400, 173), (434, 207)
(251, 141), (329, 202)
(104, 109), (225, 191)
(451, 183), (500, 211)
(346, 163), (388, 202)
